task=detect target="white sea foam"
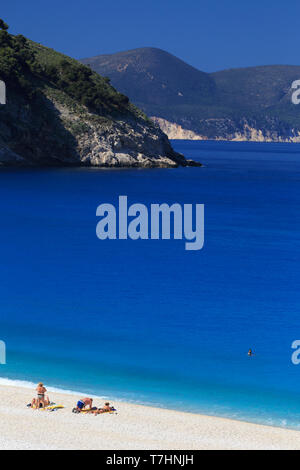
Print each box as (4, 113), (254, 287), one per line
(0, 377), (106, 399)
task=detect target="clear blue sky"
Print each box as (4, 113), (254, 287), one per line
(2, 0), (300, 72)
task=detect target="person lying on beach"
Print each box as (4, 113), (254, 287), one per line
(36, 383), (47, 409)
(93, 403), (116, 414)
(76, 397), (93, 412)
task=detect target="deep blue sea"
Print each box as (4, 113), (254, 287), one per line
(0, 140), (300, 429)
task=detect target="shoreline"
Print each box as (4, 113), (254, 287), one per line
(1, 383), (300, 450)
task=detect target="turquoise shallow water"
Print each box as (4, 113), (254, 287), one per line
(0, 140), (300, 428)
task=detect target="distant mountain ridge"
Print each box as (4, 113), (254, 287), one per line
(83, 48), (216, 107)
(81, 48), (300, 142)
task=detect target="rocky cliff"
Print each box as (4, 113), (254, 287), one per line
(0, 88), (186, 168)
(153, 117), (300, 142)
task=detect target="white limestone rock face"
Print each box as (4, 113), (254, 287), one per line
(60, 103), (186, 168)
(152, 116), (300, 143)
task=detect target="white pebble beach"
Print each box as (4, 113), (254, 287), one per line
(0, 383), (300, 450)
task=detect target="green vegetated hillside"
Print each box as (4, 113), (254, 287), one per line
(0, 24), (187, 167)
(82, 48), (300, 141)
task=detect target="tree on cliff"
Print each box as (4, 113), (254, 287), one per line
(0, 19), (9, 31)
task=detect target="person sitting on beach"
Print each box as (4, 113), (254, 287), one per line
(36, 383), (47, 409)
(76, 397), (93, 412)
